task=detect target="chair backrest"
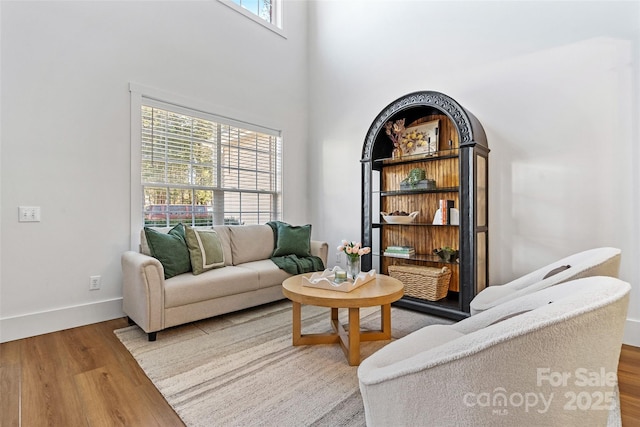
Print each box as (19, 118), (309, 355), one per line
(359, 276), (630, 427)
(470, 247), (621, 314)
(509, 247), (621, 291)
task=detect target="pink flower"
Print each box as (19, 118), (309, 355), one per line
(337, 239), (371, 259)
(358, 247), (371, 256)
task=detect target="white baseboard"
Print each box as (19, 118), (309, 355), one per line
(623, 318), (640, 347)
(2, 300), (639, 348)
(0, 298), (125, 343)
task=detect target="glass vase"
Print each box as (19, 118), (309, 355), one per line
(346, 256), (360, 280)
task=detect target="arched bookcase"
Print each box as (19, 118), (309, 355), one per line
(361, 91), (489, 319)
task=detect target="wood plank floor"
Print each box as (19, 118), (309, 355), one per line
(0, 318), (184, 427)
(619, 344), (640, 426)
(1, 319), (639, 426)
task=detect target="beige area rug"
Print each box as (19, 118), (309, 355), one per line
(114, 300), (453, 427)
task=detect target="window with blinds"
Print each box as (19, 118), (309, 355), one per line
(141, 104), (282, 227)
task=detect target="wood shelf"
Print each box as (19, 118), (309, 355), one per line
(375, 252), (460, 265)
(377, 187), (459, 197)
(372, 150), (459, 169)
(374, 222), (459, 227)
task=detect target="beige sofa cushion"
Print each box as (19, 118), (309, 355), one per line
(237, 260), (292, 289)
(229, 224), (274, 265)
(164, 266), (258, 308)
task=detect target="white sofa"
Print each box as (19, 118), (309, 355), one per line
(359, 276), (630, 427)
(122, 224), (328, 341)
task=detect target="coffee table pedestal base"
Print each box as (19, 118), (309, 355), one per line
(291, 302), (392, 366)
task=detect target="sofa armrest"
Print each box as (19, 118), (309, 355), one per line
(310, 240), (329, 267)
(121, 251), (166, 334)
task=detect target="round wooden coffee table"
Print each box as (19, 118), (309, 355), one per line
(282, 273), (404, 365)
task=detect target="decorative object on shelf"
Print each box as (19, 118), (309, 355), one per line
(337, 240), (371, 280)
(383, 245), (415, 258)
(409, 168), (425, 181)
(400, 168), (436, 191)
(433, 201), (460, 225)
(384, 119), (406, 159)
(380, 211), (419, 224)
(401, 168), (424, 187)
(400, 179), (435, 191)
(387, 265), (451, 301)
(440, 199), (455, 225)
(302, 267), (376, 292)
(400, 119), (439, 156)
(433, 246), (459, 263)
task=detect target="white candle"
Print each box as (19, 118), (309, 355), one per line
(334, 270), (347, 282)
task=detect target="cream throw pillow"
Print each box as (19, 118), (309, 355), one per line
(184, 227), (225, 275)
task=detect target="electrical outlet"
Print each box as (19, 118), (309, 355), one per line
(19, 206), (41, 222)
(89, 275), (101, 290)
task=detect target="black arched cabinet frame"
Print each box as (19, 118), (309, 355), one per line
(360, 91), (489, 319)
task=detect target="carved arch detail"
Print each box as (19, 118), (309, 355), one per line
(362, 91), (474, 162)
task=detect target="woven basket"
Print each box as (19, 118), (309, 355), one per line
(388, 265), (451, 301)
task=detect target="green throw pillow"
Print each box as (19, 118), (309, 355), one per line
(184, 226), (225, 275)
(144, 224), (191, 279)
(272, 223), (312, 257)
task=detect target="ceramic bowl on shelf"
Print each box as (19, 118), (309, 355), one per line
(380, 211), (419, 224)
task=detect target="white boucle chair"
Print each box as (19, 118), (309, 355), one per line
(358, 277), (630, 427)
(470, 247), (621, 315)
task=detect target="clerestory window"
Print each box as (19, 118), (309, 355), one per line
(219, 0), (283, 34)
(231, 0), (275, 24)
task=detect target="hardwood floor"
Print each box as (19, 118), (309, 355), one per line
(1, 319), (639, 426)
(0, 318), (184, 427)
(619, 344), (640, 426)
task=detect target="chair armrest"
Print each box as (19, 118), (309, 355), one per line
(310, 240), (329, 267)
(121, 251), (165, 334)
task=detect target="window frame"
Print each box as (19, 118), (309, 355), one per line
(217, 0), (285, 39)
(129, 83), (283, 250)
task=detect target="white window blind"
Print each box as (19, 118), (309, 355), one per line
(141, 102), (282, 227)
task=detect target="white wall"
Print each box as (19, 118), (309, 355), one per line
(0, 0), (310, 342)
(307, 0), (640, 345)
(2, 0), (639, 346)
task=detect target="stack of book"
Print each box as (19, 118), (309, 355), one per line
(383, 246), (416, 258)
